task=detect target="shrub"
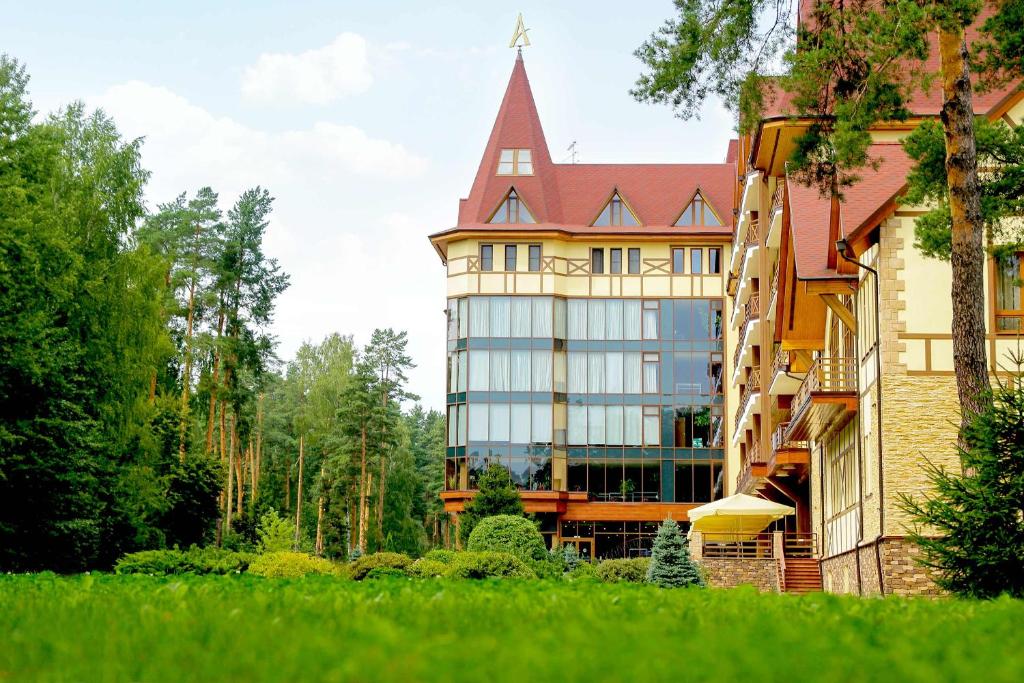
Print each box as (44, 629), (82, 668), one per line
(255, 510), (294, 554)
(348, 552), (413, 581)
(647, 518), (704, 588)
(458, 464), (525, 544)
(247, 552), (345, 578)
(115, 548), (254, 575)
(467, 515), (546, 562)
(530, 557), (565, 580)
(596, 557), (650, 583)
(447, 551), (537, 579)
(408, 558), (450, 578)
(561, 544), (581, 573)
(423, 549), (457, 564)
(567, 560), (598, 581)
(365, 567), (408, 580)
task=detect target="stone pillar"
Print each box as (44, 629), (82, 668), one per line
(690, 531), (703, 561)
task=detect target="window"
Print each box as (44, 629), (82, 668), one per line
(591, 248), (605, 274)
(671, 247), (685, 274)
(529, 244), (541, 272)
(628, 248), (640, 274)
(610, 248), (622, 274)
(480, 244), (493, 271)
(488, 189), (536, 224)
(691, 248), (703, 274)
(675, 191), (723, 227)
(505, 245), (517, 271)
(995, 252), (1024, 331)
(593, 192), (640, 226)
(497, 149), (533, 175)
(708, 247), (721, 274)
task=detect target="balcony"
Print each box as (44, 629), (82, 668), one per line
(766, 261), (779, 322)
(733, 367), (761, 441)
(787, 357), (858, 441)
(769, 346), (803, 396)
(768, 421), (810, 476)
(766, 183), (784, 249)
(735, 439), (768, 494)
(732, 295), (761, 381)
(730, 219), (760, 317)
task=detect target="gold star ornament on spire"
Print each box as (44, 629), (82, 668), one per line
(509, 13), (531, 49)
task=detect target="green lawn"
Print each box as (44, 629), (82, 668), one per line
(2, 575), (1023, 682)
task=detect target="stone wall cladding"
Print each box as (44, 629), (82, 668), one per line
(822, 550), (859, 594)
(699, 559), (781, 592)
(878, 217), (908, 374)
(880, 537), (945, 596)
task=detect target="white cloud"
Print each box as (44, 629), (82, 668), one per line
(241, 33), (373, 104)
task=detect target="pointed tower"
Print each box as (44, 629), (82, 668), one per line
(458, 53), (561, 225)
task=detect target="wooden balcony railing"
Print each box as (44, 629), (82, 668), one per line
(702, 533), (774, 559)
(745, 219), (760, 247)
(771, 183), (784, 214)
(790, 357), (857, 427)
(769, 260), (780, 309)
(734, 367), (761, 433)
(772, 421), (808, 454)
(771, 346), (790, 378)
(733, 295), (761, 371)
(783, 532), (818, 558)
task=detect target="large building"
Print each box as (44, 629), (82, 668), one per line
(429, 53), (739, 559)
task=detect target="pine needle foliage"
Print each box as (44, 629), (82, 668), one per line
(646, 518), (704, 588)
(457, 464), (524, 545)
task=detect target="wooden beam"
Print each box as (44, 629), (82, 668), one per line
(820, 293), (857, 333)
(803, 278), (857, 294)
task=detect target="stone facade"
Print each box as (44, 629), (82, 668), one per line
(879, 537), (944, 596)
(821, 537), (943, 596)
(698, 558), (781, 592)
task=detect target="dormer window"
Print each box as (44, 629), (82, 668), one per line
(488, 189), (536, 224)
(497, 149), (533, 175)
(593, 192), (640, 227)
(675, 191), (722, 227)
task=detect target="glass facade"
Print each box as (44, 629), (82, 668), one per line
(445, 295), (725, 503)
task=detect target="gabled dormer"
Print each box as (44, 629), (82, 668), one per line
(487, 188), (536, 224)
(592, 191), (640, 227)
(674, 190), (723, 227)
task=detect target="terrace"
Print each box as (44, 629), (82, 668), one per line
(787, 357), (857, 441)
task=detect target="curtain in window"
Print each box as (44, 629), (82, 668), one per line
(568, 405), (587, 445)
(447, 300), (458, 340)
(532, 298), (552, 337)
(457, 351), (467, 392)
(568, 300), (587, 339)
(623, 352), (641, 394)
(468, 404), (489, 441)
(470, 298), (489, 337)
(588, 352), (605, 393)
(643, 357), (659, 393)
(643, 308), (658, 340)
(511, 350), (531, 392)
(457, 404), (468, 446)
(511, 298), (531, 337)
(605, 406), (624, 445)
(490, 297), (511, 337)
(510, 404), (531, 443)
(448, 353), (459, 393)
(532, 350), (552, 391)
(490, 404), (510, 442)
(624, 406), (642, 445)
(605, 300), (623, 340)
(458, 298), (469, 338)
(490, 350), (510, 391)
(568, 352), (587, 393)
(605, 352), (623, 394)
(588, 300), (606, 340)
(588, 405), (606, 444)
(643, 411), (660, 446)
(624, 300), (641, 340)
(469, 350), (489, 391)
(532, 404), (552, 443)
(448, 406), (458, 447)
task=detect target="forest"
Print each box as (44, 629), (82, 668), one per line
(0, 55), (446, 572)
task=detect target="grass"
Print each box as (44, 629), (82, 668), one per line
(2, 574), (1023, 682)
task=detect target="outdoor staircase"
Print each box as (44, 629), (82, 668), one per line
(782, 558), (823, 593)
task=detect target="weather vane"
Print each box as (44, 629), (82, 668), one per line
(509, 13), (531, 49)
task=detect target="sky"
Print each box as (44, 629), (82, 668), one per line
(3, 1), (735, 410)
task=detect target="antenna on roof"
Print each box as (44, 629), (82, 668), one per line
(509, 13), (531, 49)
(567, 140), (578, 164)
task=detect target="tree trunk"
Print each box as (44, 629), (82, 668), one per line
(285, 457), (291, 512)
(225, 411), (234, 534)
(358, 426), (368, 553)
(235, 417), (244, 515)
(294, 435), (305, 550)
(938, 26), (991, 432)
(248, 438), (255, 509)
(178, 259), (199, 462)
(205, 310), (225, 454)
(254, 394), (264, 501)
(361, 472), (373, 553)
(349, 485), (358, 554)
(315, 466), (325, 557)
(376, 453), (387, 540)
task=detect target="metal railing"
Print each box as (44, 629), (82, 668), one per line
(783, 533), (818, 558)
(790, 356), (857, 426)
(593, 492), (660, 503)
(702, 533), (774, 559)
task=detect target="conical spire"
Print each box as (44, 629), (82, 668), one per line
(459, 53), (560, 225)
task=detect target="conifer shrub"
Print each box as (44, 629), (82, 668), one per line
(458, 464), (525, 544)
(467, 515), (546, 562)
(595, 557), (650, 583)
(255, 510), (294, 554)
(246, 552), (346, 578)
(567, 560), (598, 581)
(348, 552), (413, 581)
(561, 543), (581, 573)
(408, 558), (451, 578)
(646, 518), (704, 588)
(115, 548), (254, 575)
(423, 549), (457, 564)
(446, 551), (537, 579)
(364, 567), (409, 580)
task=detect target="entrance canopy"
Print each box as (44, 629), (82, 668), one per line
(687, 493), (795, 535)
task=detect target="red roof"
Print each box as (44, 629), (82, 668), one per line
(786, 143), (912, 279)
(445, 54), (735, 238)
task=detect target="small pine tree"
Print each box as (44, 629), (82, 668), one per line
(255, 510), (294, 554)
(562, 543), (581, 573)
(646, 518), (704, 588)
(458, 463), (524, 544)
(899, 367), (1024, 599)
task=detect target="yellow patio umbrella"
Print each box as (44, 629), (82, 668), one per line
(687, 493), (795, 538)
